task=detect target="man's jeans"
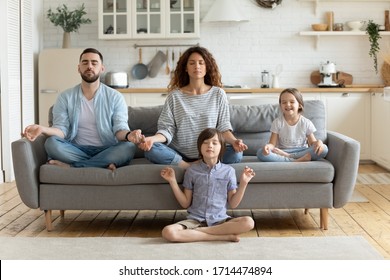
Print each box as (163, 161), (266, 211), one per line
(144, 142), (243, 165)
(257, 145), (329, 162)
(44, 136), (136, 168)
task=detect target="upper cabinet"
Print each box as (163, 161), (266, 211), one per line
(99, 0), (199, 40)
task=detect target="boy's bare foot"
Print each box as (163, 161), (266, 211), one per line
(48, 160), (70, 168)
(108, 163), (117, 171)
(228, 234), (240, 242)
(295, 153), (311, 162)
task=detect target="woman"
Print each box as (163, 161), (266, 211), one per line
(138, 46), (247, 169)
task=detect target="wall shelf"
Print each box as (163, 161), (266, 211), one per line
(298, 0), (390, 15)
(299, 31), (390, 48)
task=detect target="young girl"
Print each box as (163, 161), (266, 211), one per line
(160, 128), (255, 243)
(257, 88), (328, 162)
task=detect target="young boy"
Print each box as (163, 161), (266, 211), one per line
(160, 128), (255, 243)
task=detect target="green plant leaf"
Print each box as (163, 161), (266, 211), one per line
(47, 3), (91, 33)
(366, 20), (381, 74)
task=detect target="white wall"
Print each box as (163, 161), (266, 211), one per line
(41, 0), (390, 88)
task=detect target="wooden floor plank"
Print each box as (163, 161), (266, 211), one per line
(79, 210), (119, 237)
(103, 210), (137, 237)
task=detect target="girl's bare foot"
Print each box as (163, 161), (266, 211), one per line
(273, 148), (291, 157)
(48, 160), (70, 168)
(295, 153), (311, 162)
(108, 163), (117, 171)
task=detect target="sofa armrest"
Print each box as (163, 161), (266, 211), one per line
(11, 136), (48, 209)
(326, 131), (360, 208)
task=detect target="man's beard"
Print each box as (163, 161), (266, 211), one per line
(80, 72), (100, 83)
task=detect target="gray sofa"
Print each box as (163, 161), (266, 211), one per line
(11, 100), (360, 231)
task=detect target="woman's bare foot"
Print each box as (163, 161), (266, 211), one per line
(295, 153), (311, 162)
(108, 163), (117, 171)
(48, 160), (70, 168)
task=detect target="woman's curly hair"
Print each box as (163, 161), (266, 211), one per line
(167, 46), (222, 92)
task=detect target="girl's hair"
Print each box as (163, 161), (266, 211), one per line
(279, 88), (304, 113)
(197, 128), (226, 161)
(167, 46), (222, 92)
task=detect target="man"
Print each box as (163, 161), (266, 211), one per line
(23, 48), (143, 170)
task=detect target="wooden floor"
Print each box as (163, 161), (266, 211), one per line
(1, 163), (389, 259)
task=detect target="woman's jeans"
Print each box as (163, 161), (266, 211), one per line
(44, 136), (136, 168)
(256, 144), (329, 162)
(144, 142), (243, 165)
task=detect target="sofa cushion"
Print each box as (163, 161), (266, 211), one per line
(40, 158), (334, 185)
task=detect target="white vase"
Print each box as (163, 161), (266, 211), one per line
(62, 32), (71, 48)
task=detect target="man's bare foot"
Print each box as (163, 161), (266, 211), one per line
(295, 153), (311, 162)
(108, 163), (117, 171)
(48, 160), (70, 168)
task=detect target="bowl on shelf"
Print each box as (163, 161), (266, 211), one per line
(346, 21), (364, 31)
(311, 23), (328, 31)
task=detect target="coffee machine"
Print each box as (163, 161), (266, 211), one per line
(318, 61), (339, 87)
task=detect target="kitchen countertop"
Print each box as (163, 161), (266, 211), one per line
(118, 85), (385, 94)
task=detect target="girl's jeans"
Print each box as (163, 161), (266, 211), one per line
(257, 144), (329, 162)
(44, 136), (136, 168)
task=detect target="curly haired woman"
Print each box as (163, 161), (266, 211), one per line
(138, 46), (247, 169)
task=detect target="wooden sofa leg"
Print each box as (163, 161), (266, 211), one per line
(304, 208), (309, 214)
(44, 210), (53, 231)
(320, 208), (329, 230)
(60, 210), (65, 217)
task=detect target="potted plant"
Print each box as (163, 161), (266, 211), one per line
(47, 3), (91, 48)
(366, 20), (381, 74)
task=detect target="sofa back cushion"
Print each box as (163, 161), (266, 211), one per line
(49, 100), (326, 157)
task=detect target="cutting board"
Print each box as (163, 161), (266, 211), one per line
(310, 71), (353, 86)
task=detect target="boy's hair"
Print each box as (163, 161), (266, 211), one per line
(279, 88), (304, 113)
(197, 128), (226, 161)
(80, 48), (103, 63)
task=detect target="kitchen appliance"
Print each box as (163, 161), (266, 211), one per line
(105, 71), (128, 88)
(318, 61), (339, 87)
(39, 48), (84, 126)
(261, 70), (270, 88)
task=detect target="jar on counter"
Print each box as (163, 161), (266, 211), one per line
(334, 23), (343, 31)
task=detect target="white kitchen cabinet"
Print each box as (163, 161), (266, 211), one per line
(99, 0), (132, 39)
(321, 92), (371, 160)
(371, 92), (390, 169)
(228, 93), (279, 105)
(228, 92), (321, 105)
(99, 0), (199, 39)
(127, 93), (167, 106)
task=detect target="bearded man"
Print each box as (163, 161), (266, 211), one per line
(23, 48), (144, 170)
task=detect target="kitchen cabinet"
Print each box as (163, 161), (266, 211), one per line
(124, 93), (167, 106)
(371, 92), (390, 169)
(98, 0), (199, 39)
(321, 92), (371, 160)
